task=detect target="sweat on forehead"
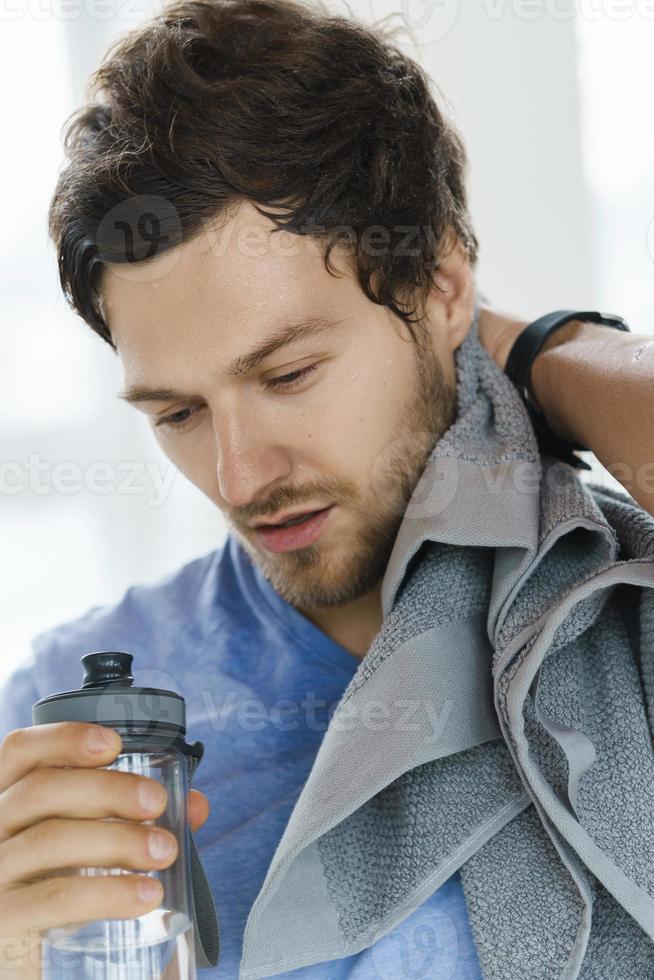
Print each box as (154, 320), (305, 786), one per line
(100, 202), (360, 355)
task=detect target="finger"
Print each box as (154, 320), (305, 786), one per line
(0, 723), (122, 795)
(0, 816), (178, 888)
(0, 870), (164, 940)
(0, 766), (168, 845)
(188, 789), (210, 832)
(0, 927), (41, 978)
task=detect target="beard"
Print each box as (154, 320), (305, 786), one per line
(231, 334), (457, 613)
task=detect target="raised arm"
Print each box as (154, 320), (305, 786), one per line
(478, 306), (654, 517)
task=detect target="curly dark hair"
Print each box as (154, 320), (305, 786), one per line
(48, 0), (478, 350)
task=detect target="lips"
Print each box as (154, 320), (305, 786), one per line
(274, 511), (319, 528)
(253, 505), (336, 553)
(254, 509), (323, 529)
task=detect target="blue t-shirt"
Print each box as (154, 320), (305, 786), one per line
(0, 534), (484, 979)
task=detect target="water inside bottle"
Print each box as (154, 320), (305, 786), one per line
(41, 908), (195, 979)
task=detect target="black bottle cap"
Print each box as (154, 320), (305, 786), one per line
(32, 650), (187, 740)
(81, 651), (135, 689)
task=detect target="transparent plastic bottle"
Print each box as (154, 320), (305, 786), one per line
(31, 651), (219, 979)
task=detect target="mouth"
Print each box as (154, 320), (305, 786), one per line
(253, 509), (324, 530)
(252, 505), (336, 553)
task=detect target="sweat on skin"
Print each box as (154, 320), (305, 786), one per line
(102, 199), (476, 660)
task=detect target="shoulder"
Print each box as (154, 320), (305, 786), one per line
(32, 544), (225, 659)
(0, 543), (230, 736)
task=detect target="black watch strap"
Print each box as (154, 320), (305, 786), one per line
(504, 309), (630, 469)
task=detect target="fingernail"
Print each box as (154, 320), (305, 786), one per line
(87, 726), (118, 752)
(139, 780), (167, 813)
(149, 830), (176, 860)
(137, 876), (162, 903)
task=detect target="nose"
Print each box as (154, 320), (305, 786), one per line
(213, 409), (293, 509)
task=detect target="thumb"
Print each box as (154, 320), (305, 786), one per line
(188, 788), (210, 832)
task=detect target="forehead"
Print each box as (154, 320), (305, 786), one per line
(100, 200), (355, 366)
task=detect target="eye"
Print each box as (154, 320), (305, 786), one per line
(152, 363), (319, 434)
(154, 405), (203, 432)
(264, 363), (319, 391)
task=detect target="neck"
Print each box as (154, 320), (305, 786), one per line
(299, 585), (383, 661)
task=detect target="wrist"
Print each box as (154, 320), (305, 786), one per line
(530, 319), (594, 445)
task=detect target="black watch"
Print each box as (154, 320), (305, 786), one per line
(504, 309), (630, 470)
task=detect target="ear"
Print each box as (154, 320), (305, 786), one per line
(430, 236), (476, 352)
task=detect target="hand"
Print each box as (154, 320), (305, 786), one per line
(188, 787), (210, 834)
(0, 721), (209, 978)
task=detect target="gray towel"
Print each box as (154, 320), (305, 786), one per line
(238, 301), (654, 979)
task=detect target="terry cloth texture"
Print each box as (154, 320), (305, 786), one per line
(238, 300), (654, 980)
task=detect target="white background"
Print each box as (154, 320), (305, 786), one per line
(2, 0), (653, 684)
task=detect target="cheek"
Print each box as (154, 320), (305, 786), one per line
(149, 354), (412, 499)
(299, 363), (409, 474)
(153, 427), (217, 494)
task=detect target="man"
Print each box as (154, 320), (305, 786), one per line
(0, 0), (652, 977)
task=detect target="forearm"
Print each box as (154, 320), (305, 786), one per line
(531, 321), (654, 514)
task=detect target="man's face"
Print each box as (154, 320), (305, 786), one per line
(102, 201), (466, 614)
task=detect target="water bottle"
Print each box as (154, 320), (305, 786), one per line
(31, 651), (220, 979)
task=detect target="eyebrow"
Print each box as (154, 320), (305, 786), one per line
(117, 315), (346, 405)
